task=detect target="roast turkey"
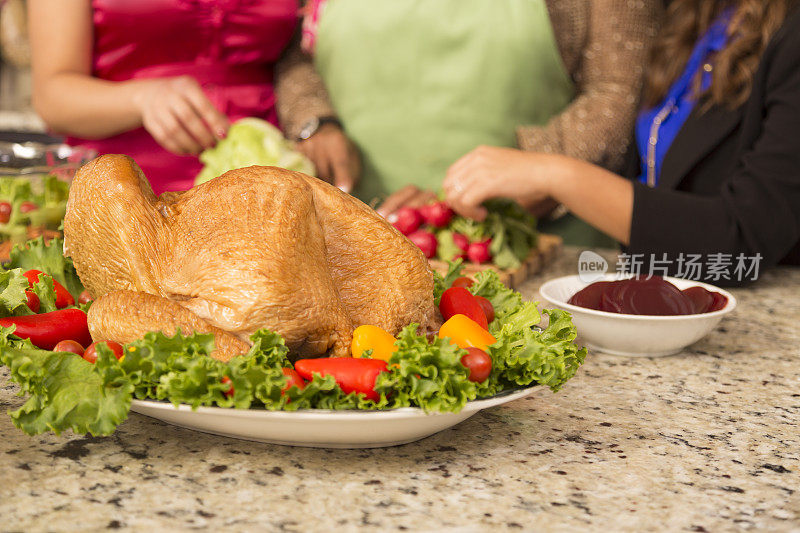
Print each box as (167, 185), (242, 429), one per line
(63, 155), (435, 361)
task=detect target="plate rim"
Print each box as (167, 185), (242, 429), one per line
(130, 385), (539, 420)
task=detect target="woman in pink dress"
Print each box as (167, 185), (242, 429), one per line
(28, 0), (357, 195)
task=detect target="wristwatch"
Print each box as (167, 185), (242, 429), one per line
(297, 116), (342, 141)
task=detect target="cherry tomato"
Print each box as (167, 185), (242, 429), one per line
(282, 367), (306, 393)
(82, 341), (124, 364)
(77, 290), (93, 305)
(53, 340), (85, 356)
(25, 290), (40, 313)
(0, 201), (11, 224)
(19, 201), (38, 213)
(460, 347), (492, 383)
(439, 287), (488, 329)
(221, 376), (235, 398)
(451, 276), (474, 289)
(475, 296), (495, 323)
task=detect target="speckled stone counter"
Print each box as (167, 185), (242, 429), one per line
(2, 247), (799, 532)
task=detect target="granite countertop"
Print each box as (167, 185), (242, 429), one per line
(1, 247), (798, 532)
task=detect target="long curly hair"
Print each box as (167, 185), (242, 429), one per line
(643, 0), (796, 109)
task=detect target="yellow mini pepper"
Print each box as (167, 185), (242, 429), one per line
(438, 314), (497, 352)
(351, 324), (398, 361)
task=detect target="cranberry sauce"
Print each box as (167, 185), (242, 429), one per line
(568, 276), (728, 315)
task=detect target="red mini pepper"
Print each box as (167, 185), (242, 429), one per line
(294, 358), (388, 401)
(0, 309), (92, 350)
(439, 287), (488, 329)
(23, 269), (75, 309)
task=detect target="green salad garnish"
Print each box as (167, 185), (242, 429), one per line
(0, 240), (586, 437)
(0, 175), (70, 244)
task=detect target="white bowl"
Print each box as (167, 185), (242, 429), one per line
(538, 275), (736, 357)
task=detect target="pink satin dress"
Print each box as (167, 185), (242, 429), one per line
(68, 0), (299, 194)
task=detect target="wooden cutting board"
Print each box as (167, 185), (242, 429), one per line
(428, 233), (562, 289)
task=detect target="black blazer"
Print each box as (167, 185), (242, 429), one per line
(624, 7), (800, 285)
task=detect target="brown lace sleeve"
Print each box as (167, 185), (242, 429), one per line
(274, 32), (336, 141)
(516, 0), (662, 171)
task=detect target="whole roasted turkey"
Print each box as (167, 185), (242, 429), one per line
(63, 155), (435, 361)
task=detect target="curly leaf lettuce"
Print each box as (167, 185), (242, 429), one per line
(376, 324), (477, 413)
(196, 118), (316, 185)
(0, 176), (70, 244)
(470, 269), (524, 322)
(6, 237), (85, 300)
(0, 328), (133, 436)
(488, 307), (586, 393)
(0, 269), (33, 316)
(433, 259), (464, 305)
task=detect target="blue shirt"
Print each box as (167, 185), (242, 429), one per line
(635, 10), (732, 186)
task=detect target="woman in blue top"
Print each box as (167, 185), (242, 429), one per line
(443, 0), (800, 285)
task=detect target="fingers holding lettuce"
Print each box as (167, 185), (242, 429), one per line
(133, 76), (230, 156)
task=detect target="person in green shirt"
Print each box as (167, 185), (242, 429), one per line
(283, 0), (660, 247)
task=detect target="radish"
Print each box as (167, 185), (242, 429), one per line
(407, 230), (438, 259)
(419, 201), (454, 228)
(452, 232), (469, 252)
(392, 207), (423, 236)
(467, 239), (492, 264)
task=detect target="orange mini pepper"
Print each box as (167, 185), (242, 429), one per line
(351, 324), (398, 361)
(438, 314), (497, 352)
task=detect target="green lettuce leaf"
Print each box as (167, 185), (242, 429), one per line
(470, 269), (524, 322)
(27, 273), (60, 314)
(435, 229), (463, 263)
(0, 268), (33, 316)
(246, 329), (292, 368)
(24, 175), (71, 229)
(376, 324), (476, 413)
(196, 118), (316, 185)
(0, 328), (133, 436)
(447, 199), (537, 270)
(433, 259), (464, 304)
(0, 176), (70, 243)
(488, 307), (586, 393)
(6, 237), (85, 299)
(449, 217), (487, 242)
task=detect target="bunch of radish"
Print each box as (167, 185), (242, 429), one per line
(391, 201), (493, 264)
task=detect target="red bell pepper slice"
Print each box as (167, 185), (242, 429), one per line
(439, 287), (488, 329)
(23, 269), (75, 309)
(0, 309), (92, 350)
(294, 358), (387, 402)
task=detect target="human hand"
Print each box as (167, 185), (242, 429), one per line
(376, 185), (438, 218)
(133, 76), (229, 156)
(444, 145), (554, 221)
(296, 123), (361, 194)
